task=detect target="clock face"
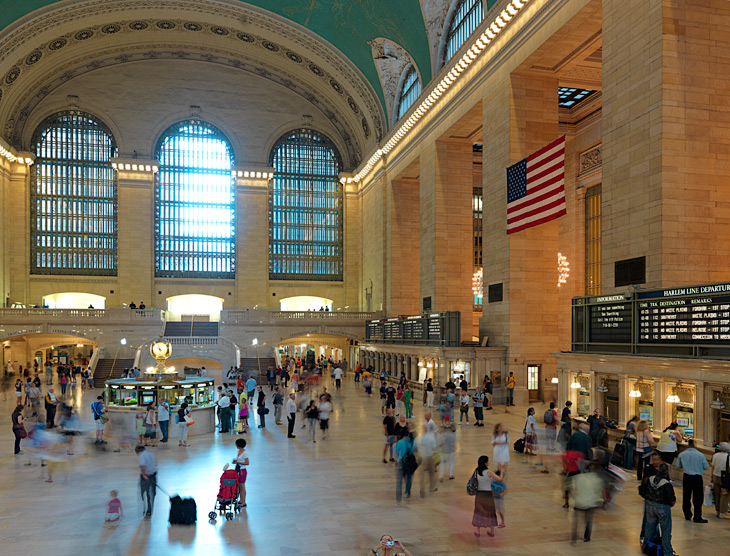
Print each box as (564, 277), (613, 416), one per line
(151, 341), (170, 359)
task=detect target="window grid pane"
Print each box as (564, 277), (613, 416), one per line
(30, 111), (118, 275)
(585, 184), (602, 295)
(446, 0), (484, 62)
(397, 67), (422, 120)
(269, 130), (343, 281)
(154, 120), (235, 279)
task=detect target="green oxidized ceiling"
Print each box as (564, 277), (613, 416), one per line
(0, 0), (433, 111)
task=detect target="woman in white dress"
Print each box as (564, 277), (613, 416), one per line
(492, 423), (510, 467)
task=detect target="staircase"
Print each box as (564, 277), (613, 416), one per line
(239, 357), (276, 378)
(93, 358), (135, 381)
(163, 321), (219, 336)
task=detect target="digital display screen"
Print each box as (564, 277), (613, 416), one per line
(638, 294), (730, 343)
(676, 418), (689, 427)
(589, 302), (632, 343)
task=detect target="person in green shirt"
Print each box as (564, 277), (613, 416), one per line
(404, 386), (413, 420)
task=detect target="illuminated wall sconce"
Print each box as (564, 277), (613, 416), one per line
(666, 383), (681, 403)
(558, 253), (570, 287)
(629, 379), (642, 398)
(551, 376), (559, 384)
(570, 375), (582, 389)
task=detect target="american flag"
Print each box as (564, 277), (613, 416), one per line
(506, 136), (566, 234)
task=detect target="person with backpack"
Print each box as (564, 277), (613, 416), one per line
(91, 395), (107, 445)
(710, 442), (730, 519)
(639, 463), (676, 556)
(472, 387), (485, 427)
(543, 401), (558, 452)
(394, 428), (416, 502)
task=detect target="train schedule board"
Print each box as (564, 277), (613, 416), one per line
(588, 294), (632, 343)
(365, 312), (461, 346)
(637, 293), (730, 344)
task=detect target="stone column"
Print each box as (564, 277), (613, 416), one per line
(693, 383), (704, 446)
(419, 140), (473, 340)
(114, 160), (157, 306)
(2, 156), (32, 304)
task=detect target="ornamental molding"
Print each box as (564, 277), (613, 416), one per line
(369, 38), (413, 128)
(0, 0), (387, 162)
(7, 41), (362, 168)
(579, 144), (602, 174)
(419, 0), (450, 74)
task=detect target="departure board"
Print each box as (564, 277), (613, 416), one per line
(365, 312), (461, 346)
(589, 300), (632, 343)
(638, 295), (730, 343)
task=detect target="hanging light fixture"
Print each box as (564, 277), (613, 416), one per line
(666, 383), (680, 404)
(597, 380), (609, 393)
(629, 378), (642, 398)
(570, 374), (582, 389)
(710, 394), (726, 410)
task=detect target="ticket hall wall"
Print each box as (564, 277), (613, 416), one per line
(555, 352), (730, 449)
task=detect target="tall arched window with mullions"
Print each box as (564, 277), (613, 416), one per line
(30, 110), (118, 275)
(154, 120), (235, 278)
(396, 65), (421, 120)
(445, 0), (484, 63)
(269, 130), (343, 281)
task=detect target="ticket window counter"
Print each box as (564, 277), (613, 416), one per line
(717, 395), (730, 446)
(449, 361), (471, 387)
(577, 375), (591, 417)
(671, 386), (695, 439)
(635, 382), (655, 431)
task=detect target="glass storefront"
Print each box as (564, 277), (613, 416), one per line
(635, 382), (654, 430)
(671, 385), (695, 439)
(601, 378), (619, 424)
(577, 375), (591, 416)
(106, 378), (215, 409)
(449, 361), (471, 386)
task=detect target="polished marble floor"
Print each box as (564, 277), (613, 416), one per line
(2, 376), (729, 556)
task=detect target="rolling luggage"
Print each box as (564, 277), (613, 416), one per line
(513, 436), (525, 453)
(169, 495), (197, 525)
(610, 440), (625, 467)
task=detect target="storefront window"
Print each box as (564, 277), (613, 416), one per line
(603, 379), (619, 423)
(197, 385), (214, 406)
(672, 385), (695, 439)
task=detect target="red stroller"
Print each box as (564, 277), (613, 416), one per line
(209, 468), (242, 521)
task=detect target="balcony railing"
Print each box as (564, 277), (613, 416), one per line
(221, 309), (378, 323)
(0, 308), (165, 322)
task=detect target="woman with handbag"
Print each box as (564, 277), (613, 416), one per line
(11, 404), (26, 455)
(256, 386), (268, 428)
(636, 420), (655, 481)
(469, 455), (501, 537)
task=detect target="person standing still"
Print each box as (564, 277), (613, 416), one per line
(472, 387), (485, 427)
(426, 378), (434, 408)
(218, 391), (231, 433)
(459, 390), (470, 425)
(157, 399), (170, 443)
(246, 376), (257, 405)
(383, 408), (396, 463)
(286, 393), (297, 438)
(273, 387), (284, 425)
(505, 372), (516, 407)
(91, 395), (107, 444)
(333, 365), (343, 390)
(676, 439), (709, 523)
(45, 388), (58, 428)
(256, 386), (267, 428)
(640, 463), (676, 556)
(136, 445), (157, 519)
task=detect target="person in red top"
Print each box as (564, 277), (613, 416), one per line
(236, 376), (244, 394)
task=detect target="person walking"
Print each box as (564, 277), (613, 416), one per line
(333, 365), (343, 390)
(459, 389), (470, 426)
(505, 372), (516, 406)
(91, 395), (107, 445)
(60, 373), (68, 396)
(286, 393), (297, 438)
(640, 463), (676, 556)
(483, 375), (493, 410)
(492, 423), (510, 468)
(233, 438), (249, 507)
(524, 407), (538, 456)
(317, 394), (333, 440)
(157, 398), (170, 443)
(570, 465), (606, 544)
(177, 402), (190, 447)
(439, 425), (456, 481)
(143, 403), (158, 447)
(472, 387), (485, 427)
(246, 376), (257, 404)
(383, 407), (396, 463)
(636, 420), (655, 481)
(676, 439), (709, 523)
(273, 387), (284, 425)
(543, 402), (558, 452)
(15, 379), (23, 405)
(395, 386), (404, 417)
(11, 404), (26, 455)
(425, 378), (434, 408)
(404, 385), (413, 420)
(471, 455), (500, 537)
(44, 388), (58, 428)
(711, 442), (730, 519)
(256, 386), (267, 428)
(416, 428), (438, 497)
(394, 429), (416, 503)
(136, 445), (157, 519)
(305, 400), (319, 442)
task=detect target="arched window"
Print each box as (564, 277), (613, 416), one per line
(396, 66), (421, 120)
(445, 0), (484, 62)
(155, 120), (235, 278)
(269, 129), (343, 281)
(31, 110), (118, 275)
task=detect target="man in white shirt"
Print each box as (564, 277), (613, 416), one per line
(317, 396), (333, 440)
(333, 365), (343, 390)
(218, 392), (231, 433)
(286, 393), (297, 438)
(157, 399), (170, 443)
(711, 442), (730, 519)
(424, 411), (438, 434)
(416, 430), (438, 497)
(136, 445), (157, 519)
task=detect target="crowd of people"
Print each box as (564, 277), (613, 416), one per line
(9, 355), (730, 554)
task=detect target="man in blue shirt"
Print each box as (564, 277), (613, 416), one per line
(676, 439), (709, 523)
(246, 376), (257, 405)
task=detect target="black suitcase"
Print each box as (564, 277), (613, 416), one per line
(642, 534), (663, 556)
(610, 440), (625, 467)
(169, 495), (197, 525)
(513, 437), (525, 453)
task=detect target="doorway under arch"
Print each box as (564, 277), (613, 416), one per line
(166, 294), (224, 322)
(279, 296), (333, 312)
(43, 292), (106, 309)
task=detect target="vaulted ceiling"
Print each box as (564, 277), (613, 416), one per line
(0, 0), (433, 113)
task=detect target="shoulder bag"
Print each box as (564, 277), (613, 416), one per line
(467, 469), (479, 496)
(721, 453), (730, 490)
